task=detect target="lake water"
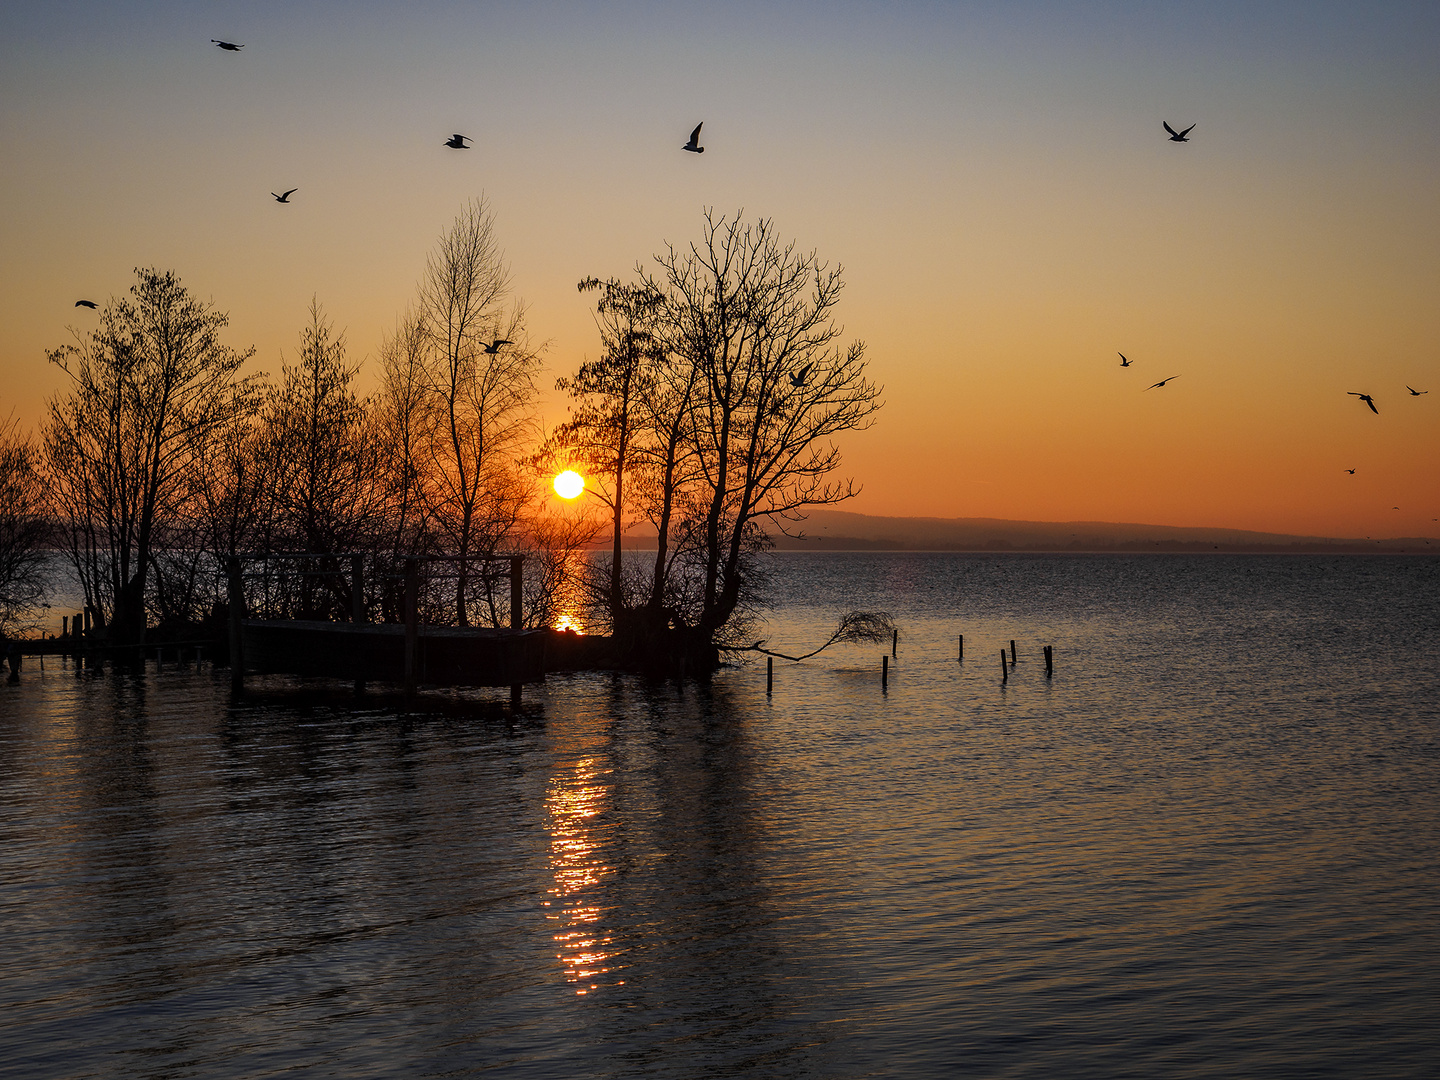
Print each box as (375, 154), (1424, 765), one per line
(3, 554), (1438, 1078)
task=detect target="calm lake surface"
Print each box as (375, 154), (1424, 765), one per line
(3, 554), (1438, 1078)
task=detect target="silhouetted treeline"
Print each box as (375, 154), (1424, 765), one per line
(17, 204), (880, 671)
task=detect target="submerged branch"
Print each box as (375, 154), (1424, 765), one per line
(721, 609), (895, 662)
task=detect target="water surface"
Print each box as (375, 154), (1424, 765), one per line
(3, 555), (1438, 1077)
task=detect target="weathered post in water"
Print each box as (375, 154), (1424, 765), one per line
(1001, 649), (1008, 684)
(767, 655), (773, 695)
(882, 654), (889, 690)
(1010, 639), (1017, 666)
(404, 557), (419, 699)
(351, 554), (366, 696)
(958, 634), (964, 661)
(1044, 645), (1053, 677)
(227, 557), (244, 695)
(892, 628), (898, 657)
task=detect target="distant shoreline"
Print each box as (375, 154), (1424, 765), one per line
(593, 506), (1439, 556)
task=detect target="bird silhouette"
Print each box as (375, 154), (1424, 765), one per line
(1348, 392), (1378, 414)
(1163, 121), (1195, 142)
(444, 134), (471, 149)
(789, 363), (814, 388)
(482, 339), (512, 354)
(682, 123), (704, 153)
(1118, 352), (1131, 367)
(74, 300), (97, 309)
(1407, 386), (1428, 396)
(211, 39), (243, 51)
(271, 188), (297, 203)
(1344, 468), (1356, 474)
(1144, 375), (1181, 390)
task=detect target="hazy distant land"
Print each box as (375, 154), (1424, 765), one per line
(615, 509), (1437, 553)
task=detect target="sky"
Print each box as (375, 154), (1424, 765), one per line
(2, 1), (1437, 539)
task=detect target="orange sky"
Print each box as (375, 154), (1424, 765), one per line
(2, 2), (1436, 539)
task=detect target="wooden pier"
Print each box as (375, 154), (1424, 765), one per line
(228, 552), (546, 704)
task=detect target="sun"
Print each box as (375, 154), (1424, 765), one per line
(553, 470), (585, 499)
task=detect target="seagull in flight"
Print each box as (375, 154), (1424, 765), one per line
(1407, 386), (1428, 395)
(682, 123), (704, 153)
(211, 40), (244, 51)
(789, 363), (814, 388)
(1348, 392), (1378, 414)
(482, 339), (512, 354)
(1163, 121), (1195, 142)
(444, 134), (471, 149)
(1144, 375), (1181, 390)
(271, 188), (297, 203)
(1344, 468), (1356, 474)
(74, 299), (97, 309)
(1118, 352), (1131, 367)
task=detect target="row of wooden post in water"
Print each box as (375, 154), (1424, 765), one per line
(765, 630), (1056, 694)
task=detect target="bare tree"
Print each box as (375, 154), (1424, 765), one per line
(0, 414), (50, 637)
(656, 211), (882, 662)
(541, 276), (666, 625)
(42, 268), (260, 645)
(412, 198), (540, 625)
(555, 211), (883, 671)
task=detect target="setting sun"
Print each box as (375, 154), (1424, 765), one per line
(553, 470), (585, 499)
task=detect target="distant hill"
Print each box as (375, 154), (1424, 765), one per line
(759, 509), (1437, 554)
(608, 509), (1437, 553)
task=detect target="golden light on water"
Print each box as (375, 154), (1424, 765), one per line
(544, 756), (619, 994)
(553, 470), (585, 499)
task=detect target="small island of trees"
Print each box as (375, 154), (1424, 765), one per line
(1, 202), (884, 676)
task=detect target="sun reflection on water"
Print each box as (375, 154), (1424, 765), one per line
(544, 756), (621, 994)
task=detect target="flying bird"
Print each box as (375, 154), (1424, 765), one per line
(211, 39), (243, 51)
(444, 134), (471, 149)
(1348, 392), (1378, 414)
(1344, 468), (1356, 474)
(74, 300), (97, 309)
(1163, 121), (1195, 142)
(1144, 375), (1181, 390)
(1118, 352), (1131, 367)
(271, 188), (297, 203)
(789, 363), (814, 388)
(482, 339), (512, 354)
(1407, 386), (1428, 395)
(682, 123), (704, 153)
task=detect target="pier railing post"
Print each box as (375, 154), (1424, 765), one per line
(227, 557), (244, 696)
(509, 555), (526, 707)
(404, 557), (419, 700)
(509, 556), (525, 630)
(351, 553), (366, 696)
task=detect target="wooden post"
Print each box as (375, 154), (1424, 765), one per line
(1044, 645), (1053, 677)
(509, 556), (525, 630)
(767, 655), (773, 695)
(882, 654), (889, 690)
(958, 633), (963, 661)
(227, 557), (244, 695)
(351, 553), (366, 696)
(1010, 639), (1017, 666)
(1001, 649), (1008, 684)
(509, 555), (525, 706)
(62, 616), (68, 637)
(404, 557), (419, 699)
(891, 628), (898, 657)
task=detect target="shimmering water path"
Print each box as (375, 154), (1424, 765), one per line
(3, 555), (1438, 1077)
